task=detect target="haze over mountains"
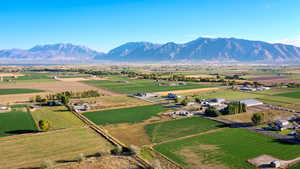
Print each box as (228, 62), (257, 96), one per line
(1, 37), (300, 63)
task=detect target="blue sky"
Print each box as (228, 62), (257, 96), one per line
(0, 0), (299, 52)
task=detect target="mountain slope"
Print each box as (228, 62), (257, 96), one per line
(0, 43), (104, 61)
(102, 37), (300, 62)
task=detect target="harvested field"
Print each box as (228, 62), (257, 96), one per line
(185, 74), (215, 78)
(0, 127), (114, 169)
(0, 81), (119, 104)
(250, 75), (300, 85)
(57, 155), (145, 169)
(72, 95), (151, 111)
(0, 73), (23, 77)
(153, 87), (219, 95)
(56, 77), (90, 82)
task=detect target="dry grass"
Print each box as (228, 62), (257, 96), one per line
(0, 73), (24, 77)
(153, 87), (219, 95)
(74, 95), (152, 111)
(185, 74), (215, 78)
(221, 110), (295, 123)
(0, 127), (114, 169)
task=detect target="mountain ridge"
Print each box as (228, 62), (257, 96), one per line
(1, 37), (300, 63)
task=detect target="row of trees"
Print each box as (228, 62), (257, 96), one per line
(204, 102), (247, 117)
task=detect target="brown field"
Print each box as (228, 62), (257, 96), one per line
(72, 95), (152, 111)
(0, 73), (24, 77)
(104, 116), (172, 146)
(0, 81), (120, 104)
(250, 75), (299, 85)
(221, 110), (295, 123)
(58, 155), (144, 169)
(153, 87), (219, 95)
(286, 70), (300, 74)
(185, 74), (215, 78)
(0, 127), (114, 169)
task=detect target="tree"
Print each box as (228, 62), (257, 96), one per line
(38, 120), (52, 131)
(251, 112), (264, 125)
(204, 106), (221, 117)
(181, 98), (188, 106)
(61, 95), (70, 105)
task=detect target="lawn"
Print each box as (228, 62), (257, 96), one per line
(145, 117), (223, 143)
(154, 128), (300, 169)
(0, 88), (45, 95)
(83, 104), (169, 125)
(31, 106), (84, 129)
(83, 78), (217, 94)
(0, 127), (114, 169)
(0, 110), (37, 137)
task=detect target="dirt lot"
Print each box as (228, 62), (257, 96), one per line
(153, 87), (219, 95)
(0, 73), (24, 77)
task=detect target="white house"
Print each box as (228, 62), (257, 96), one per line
(270, 160), (281, 168)
(0, 105), (8, 110)
(274, 120), (291, 131)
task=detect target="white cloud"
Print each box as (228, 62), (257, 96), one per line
(273, 36), (300, 47)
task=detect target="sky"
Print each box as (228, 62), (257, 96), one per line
(0, 0), (299, 52)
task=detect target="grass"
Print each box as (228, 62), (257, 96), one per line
(31, 106), (84, 129)
(288, 163), (300, 169)
(0, 127), (114, 169)
(276, 91), (300, 99)
(83, 78), (217, 94)
(3, 72), (56, 82)
(0, 110), (37, 137)
(0, 88), (45, 95)
(154, 128), (300, 169)
(145, 117), (223, 143)
(83, 104), (169, 125)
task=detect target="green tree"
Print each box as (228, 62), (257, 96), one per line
(204, 106), (221, 117)
(181, 98), (188, 106)
(38, 120), (52, 132)
(251, 112), (264, 125)
(61, 95), (70, 105)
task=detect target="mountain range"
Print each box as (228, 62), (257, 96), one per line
(1, 37), (300, 63)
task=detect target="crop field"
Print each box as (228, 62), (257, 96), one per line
(0, 110), (37, 137)
(188, 89), (262, 100)
(154, 128), (300, 169)
(31, 106), (84, 129)
(0, 127), (114, 169)
(83, 79), (217, 94)
(0, 88), (45, 95)
(3, 72), (56, 83)
(276, 90), (300, 99)
(83, 104), (169, 125)
(145, 117), (223, 143)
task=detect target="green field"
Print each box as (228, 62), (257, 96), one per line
(0, 127), (114, 169)
(31, 106), (84, 129)
(0, 110), (37, 137)
(83, 104), (168, 125)
(288, 163), (300, 169)
(276, 91), (300, 99)
(4, 72), (56, 82)
(83, 78), (217, 94)
(145, 117), (223, 143)
(0, 88), (45, 95)
(154, 128), (300, 169)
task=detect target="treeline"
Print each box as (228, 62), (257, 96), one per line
(204, 102), (246, 117)
(33, 90), (101, 105)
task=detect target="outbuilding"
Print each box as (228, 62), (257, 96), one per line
(239, 99), (263, 107)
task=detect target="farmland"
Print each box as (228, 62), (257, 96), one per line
(31, 106), (84, 129)
(276, 90), (300, 99)
(0, 127), (114, 169)
(3, 72), (56, 83)
(154, 128), (300, 169)
(83, 78), (217, 94)
(84, 104), (169, 125)
(0, 110), (37, 137)
(145, 117), (223, 143)
(0, 88), (45, 95)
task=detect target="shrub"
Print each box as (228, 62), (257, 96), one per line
(38, 120), (52, 132)
(40, 159), (54, 169)
(111, 145), (123, 155)
(76, 153), (86, 162)
(251, 112), (264, 125)
(128, 145), (140, 155)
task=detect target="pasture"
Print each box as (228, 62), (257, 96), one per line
(83, 104), (169, 125)
(3, 72), (56, 83)
(154, 128), (300, 169)
(31, 106), (84, 129)
(0, 127), (114, 169)
(276, 91), (300, 99)
(0, 88), (44, 95)
(0, 110), (37, 137)
(83, 78), (217, 94)
(145, 117), (223, 143)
